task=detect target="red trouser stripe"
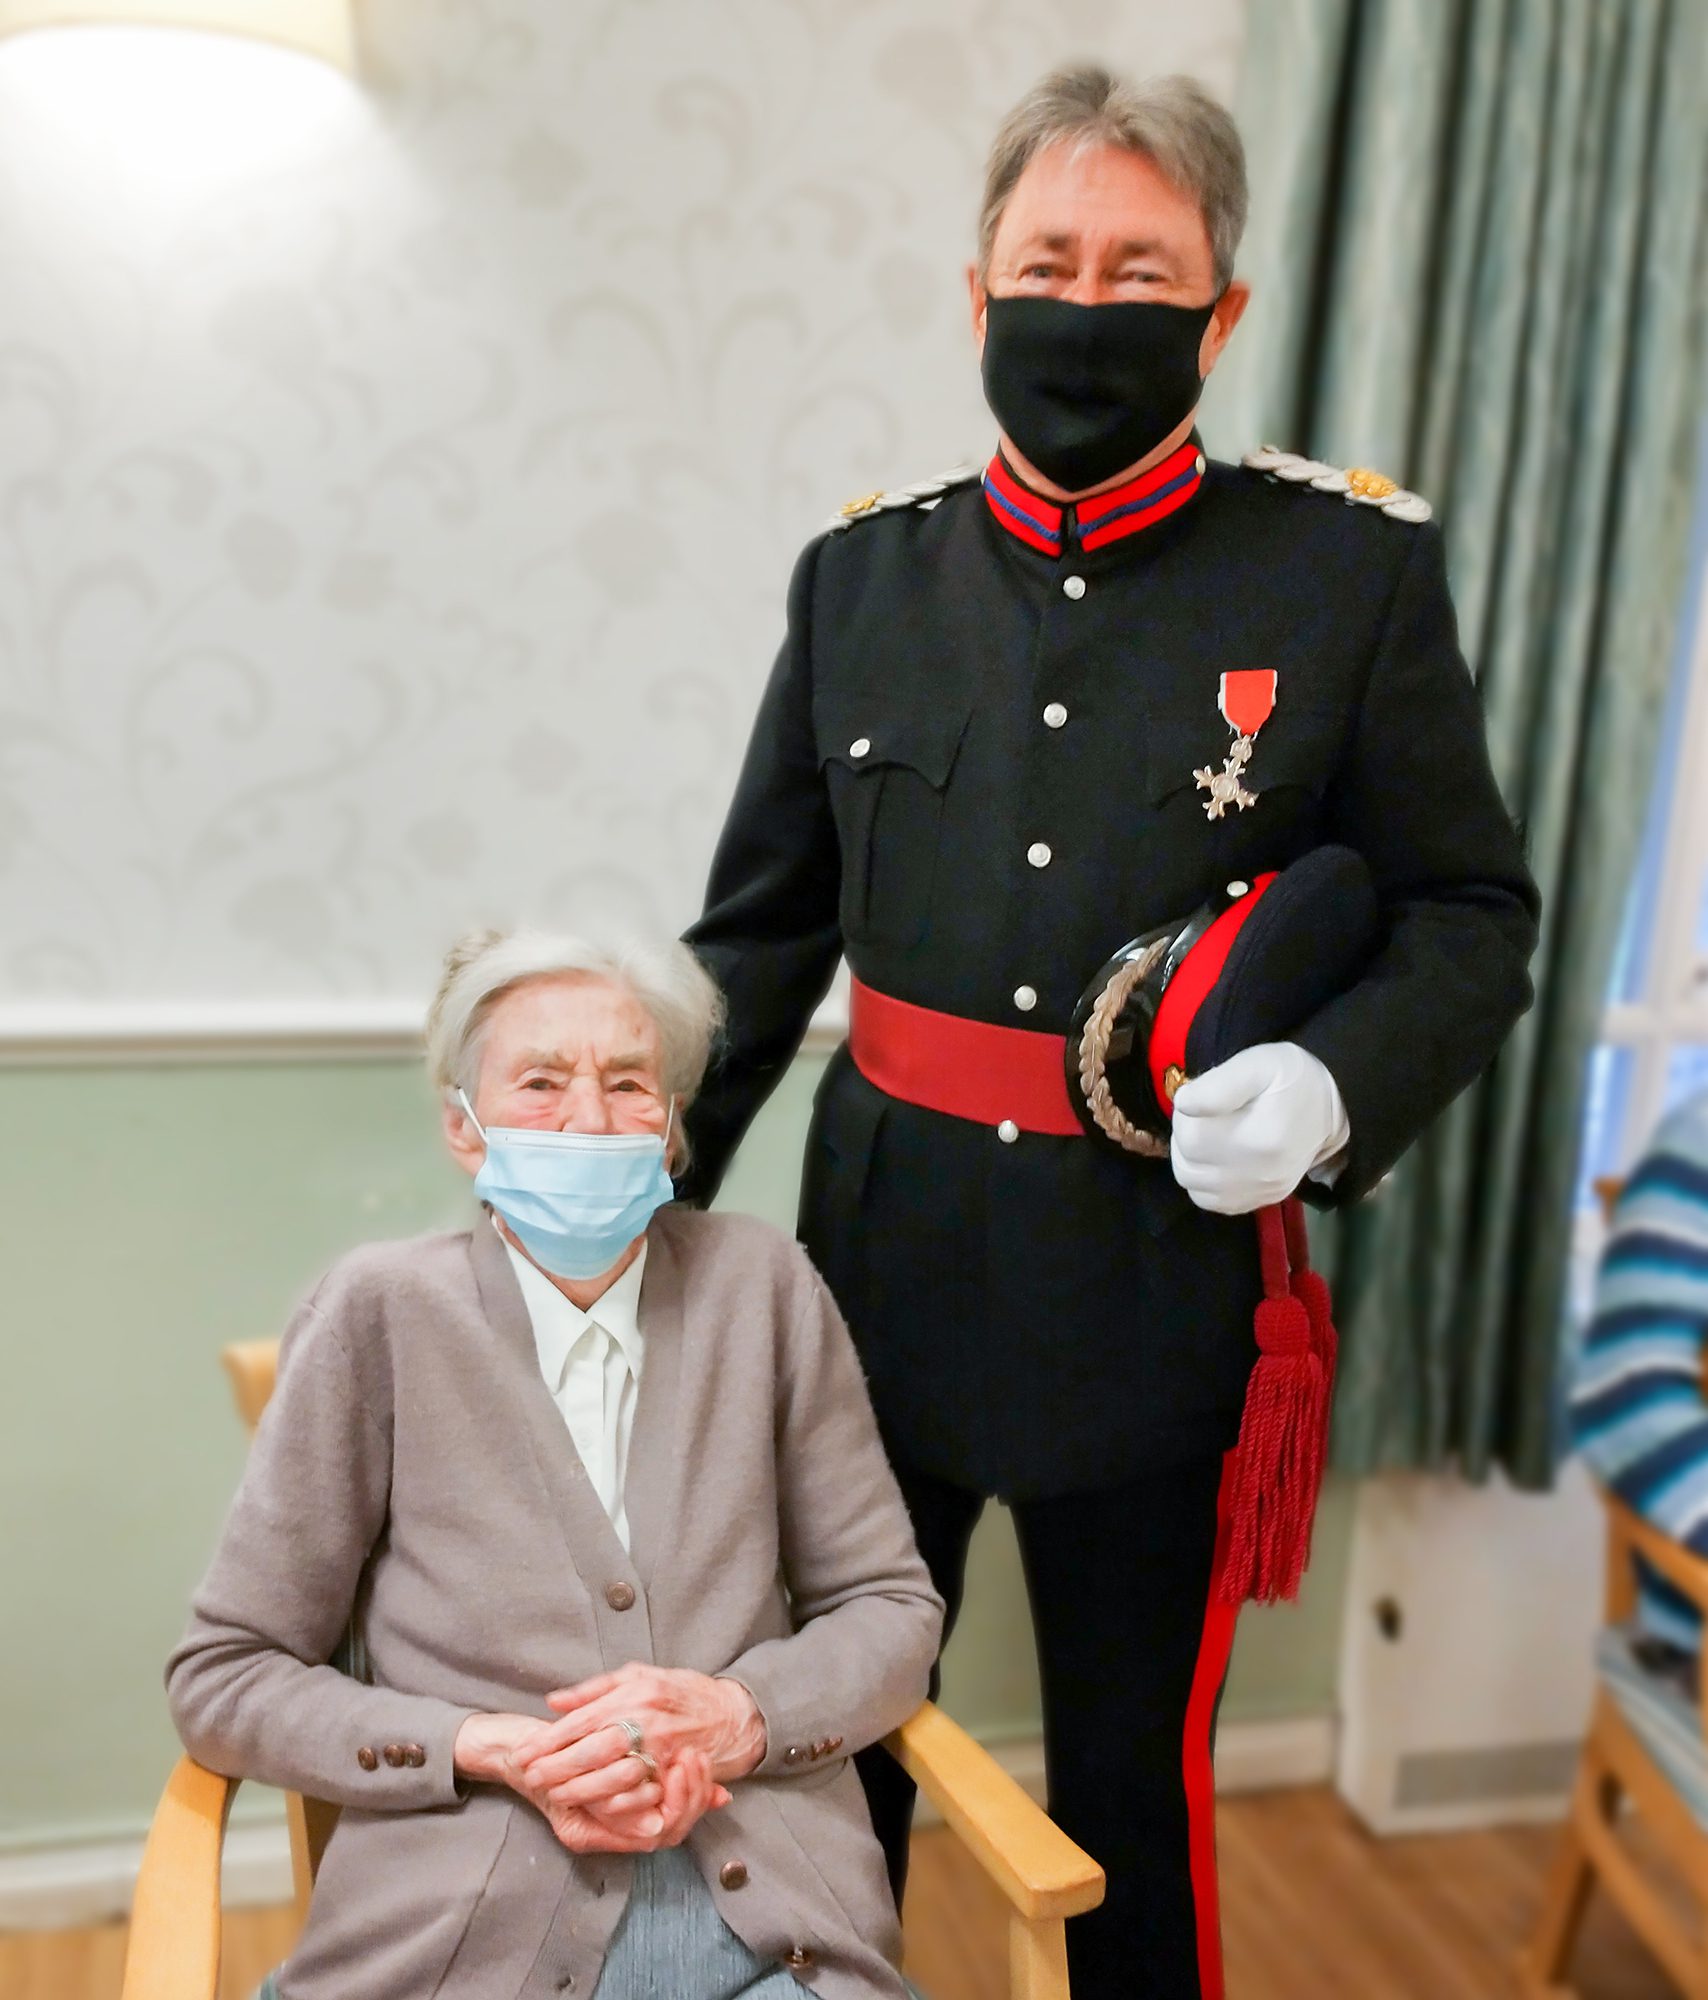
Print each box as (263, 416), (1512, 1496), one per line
(1184, 1453), (1241, 2000)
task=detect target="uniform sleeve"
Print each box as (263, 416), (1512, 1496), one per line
(1290, 520), (1540, 1201)
(165, 1289), (475, 1810)
(1571, 1106), (1708, 1553)
(681, 538), (844, 1206)
(717, 1270), (945, 1776)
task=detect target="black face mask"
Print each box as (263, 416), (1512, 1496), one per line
(980, 293), (1217, 493)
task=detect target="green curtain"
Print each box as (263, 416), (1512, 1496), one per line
(1201, 0), (1708, 1484)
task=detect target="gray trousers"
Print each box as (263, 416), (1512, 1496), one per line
(255, 1848), (806, 2000)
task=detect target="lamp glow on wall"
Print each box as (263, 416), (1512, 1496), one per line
(0, 0), (355, 71)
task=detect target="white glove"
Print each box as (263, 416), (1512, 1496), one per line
(1169, 1042), (1350, 1215)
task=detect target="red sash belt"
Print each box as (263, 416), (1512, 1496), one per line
(848, 977), (1083, 1136)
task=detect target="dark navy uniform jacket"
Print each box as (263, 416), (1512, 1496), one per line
(683, 439), (1540, 1499)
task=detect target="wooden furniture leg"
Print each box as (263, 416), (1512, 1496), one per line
(1520, 1756), (1601, 1997)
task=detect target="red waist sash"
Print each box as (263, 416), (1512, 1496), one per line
(847, 977), (1083, 1136)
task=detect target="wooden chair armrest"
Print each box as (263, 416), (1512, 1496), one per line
(884, 1702), (1104, 1923)
(121, 1756), (236, 2000)
(1602, 1490), (1708, 1616)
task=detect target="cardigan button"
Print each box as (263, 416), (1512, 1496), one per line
(383, 1744), (407, 1767)
(404, 1744), (426, 1768)
(605, 1581), (636, 1611)
(783, 1947), (817, 1971)
(719, 1860), (749, 1890)
(356, 1746), (379, 1771)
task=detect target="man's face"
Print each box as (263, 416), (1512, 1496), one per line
(970, 139), (1248, 379)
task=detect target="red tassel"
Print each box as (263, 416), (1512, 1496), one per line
(1218, 1200), (1339, 1607)
(1284, 1199), (1338, 1405)
(1283, 1196), (1338, 1517)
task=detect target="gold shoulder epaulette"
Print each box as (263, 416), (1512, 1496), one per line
(823, 463), (981, 536)
(1241, 445), (1432, 524)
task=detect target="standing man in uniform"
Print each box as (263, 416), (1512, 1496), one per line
(682, 65), (1538, 2000)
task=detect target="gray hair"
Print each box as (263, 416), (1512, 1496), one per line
(425, 925), (725, 1109)
(977, 66), (1248, 294)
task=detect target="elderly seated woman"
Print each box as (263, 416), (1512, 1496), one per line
(166, 926), (944, 2000)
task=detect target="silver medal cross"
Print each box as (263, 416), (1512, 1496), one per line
(1194, 734), (1258, 821)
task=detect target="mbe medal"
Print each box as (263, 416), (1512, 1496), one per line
(1195, 669), (1278, 821)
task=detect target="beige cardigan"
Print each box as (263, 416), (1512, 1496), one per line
(167, 1206), (943, 2000)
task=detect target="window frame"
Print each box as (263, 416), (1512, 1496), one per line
(1597, 513), (1708, 1169)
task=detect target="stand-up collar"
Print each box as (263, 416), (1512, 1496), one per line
(981, 435), (1207, 557)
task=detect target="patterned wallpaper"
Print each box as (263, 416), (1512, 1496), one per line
(0, 0), (1243, 1012)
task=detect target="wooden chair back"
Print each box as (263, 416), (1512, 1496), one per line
(219, 1343), (341, 1918)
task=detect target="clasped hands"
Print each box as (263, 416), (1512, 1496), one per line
(453, 1659), (767, 1855)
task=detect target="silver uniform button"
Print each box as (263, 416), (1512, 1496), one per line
(1043, 702), (1068, 729)
(1062, 574), (1086, 600)
(1195, 453), (1207, 475)
(1027, 841), (1052, 869)
(997, 1119), (1020, 1144)
(1013, 985), (1038, 1012)
(848, 737), (871, 758)
(1227, 879), (1250, 898)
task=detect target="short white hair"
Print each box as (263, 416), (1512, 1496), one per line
(425, 925), (725, 1107)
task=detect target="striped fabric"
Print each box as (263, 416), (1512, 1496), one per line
(1595, 1622), (1708, 1826)
(1571, 1091), (1708, 1649)
(978, 438), (1205, 558)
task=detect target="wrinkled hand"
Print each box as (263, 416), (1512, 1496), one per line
(1170, 1042), (1349, 1215)
(453, 1710), (727, 1854)
(514, 1660), (767, 1819)
(539, 1746), (728, 1854)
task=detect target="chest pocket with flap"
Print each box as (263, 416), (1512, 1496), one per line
(817, 697), (971, 951)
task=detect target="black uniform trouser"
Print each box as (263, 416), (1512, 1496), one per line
(857, 1445), (1237, 2000)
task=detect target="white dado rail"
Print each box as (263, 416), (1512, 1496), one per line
(0, 1000), (849, 1066)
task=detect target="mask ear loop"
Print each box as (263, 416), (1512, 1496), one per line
(457, 1088), (487, 1142)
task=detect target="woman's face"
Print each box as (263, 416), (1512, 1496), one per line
(443, 973), (671, 1176)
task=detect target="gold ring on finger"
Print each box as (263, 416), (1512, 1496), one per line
(632, 1750), (660, 1785)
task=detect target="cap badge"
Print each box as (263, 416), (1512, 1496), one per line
(1195, 670), (1277, 821)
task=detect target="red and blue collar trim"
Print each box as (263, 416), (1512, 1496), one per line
(981, 437), (1206, 557)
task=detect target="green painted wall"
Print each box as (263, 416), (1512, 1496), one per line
(0, 1052), (1351, 1851)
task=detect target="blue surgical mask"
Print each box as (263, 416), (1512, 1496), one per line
(459, 1089), (676, 1281)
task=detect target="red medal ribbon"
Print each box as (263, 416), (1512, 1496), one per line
(1219, 669), (1277, 739)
